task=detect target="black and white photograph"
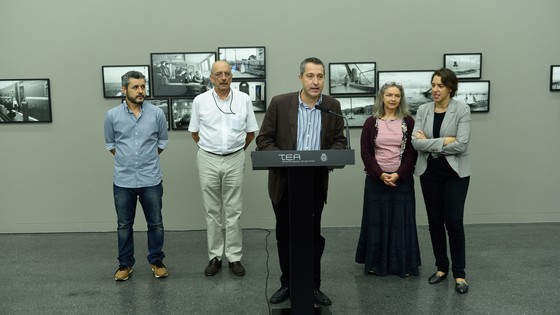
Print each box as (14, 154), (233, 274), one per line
(550, 65), (560, 91)
(444, 53), (482, 79)
(454, 80), (490, 112)
(102, 65), (150, 98)
(151, 52), (216, 97)
(231, 81), (266, 112)
(0, 79), (52, 123)
(171, 98), (193, 130)
(329, 62), (376, 96)
(377, 70), (434, 114)
(218, 46), (266, 80)
(336, 96), (375, 128)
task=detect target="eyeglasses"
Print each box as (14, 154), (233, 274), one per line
(382, 81), (403, 89)
(212, 72), (232, 78)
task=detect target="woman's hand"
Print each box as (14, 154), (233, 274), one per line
(415, 130), (427, 139)
(380, 172), (399, 187)
(443, 137), (456, 145)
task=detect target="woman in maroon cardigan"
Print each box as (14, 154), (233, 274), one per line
(355, 82), (420, 277)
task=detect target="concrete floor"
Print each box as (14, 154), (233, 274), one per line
(1, 223), (559, 314)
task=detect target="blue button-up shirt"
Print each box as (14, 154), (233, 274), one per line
(296, 92), (322, 150)
(104, 101), (169, 188)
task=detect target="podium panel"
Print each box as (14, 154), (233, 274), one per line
(251, 150), (355, 170)
(251, 150), (354, 314)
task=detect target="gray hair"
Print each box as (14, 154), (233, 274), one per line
(121, 71), (146, 88)
(372, 82), (411, 119)
(299, 57), (324, 76)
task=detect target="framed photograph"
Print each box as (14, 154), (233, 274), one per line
(444, 53), (482, 79)
(0, 79), (52, 123)
(329, 62), (376, 96)
(336, 96), (375, 128)
(231, 81), (266, 112)
(151, 52), (216, 97)
(454, 80), (490, 112)
(550, 65), (560, 91)
(170, 98), (194, 130)
(102, 65), (150, 98)
(218, 46), (266, 80)
(377, 70), (434, 114)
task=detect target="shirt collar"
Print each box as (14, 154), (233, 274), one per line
(298, 90), (322, 109)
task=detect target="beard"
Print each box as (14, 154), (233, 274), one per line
(126, 94), (144, 105)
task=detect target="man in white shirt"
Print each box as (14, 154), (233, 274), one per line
(188, 60), (259, 277)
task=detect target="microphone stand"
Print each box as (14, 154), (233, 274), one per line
(314, 104), (351, 150)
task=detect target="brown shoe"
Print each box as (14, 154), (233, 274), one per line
(204, 257), (222, 276)
(150, 261), (168, 278)
(114, 266), (133, 281)
(228, 261), (246, 276)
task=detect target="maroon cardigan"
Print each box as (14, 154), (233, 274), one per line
(360, 115), (417, 181)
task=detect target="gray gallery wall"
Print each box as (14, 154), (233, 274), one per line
(1, 0), (559, 233)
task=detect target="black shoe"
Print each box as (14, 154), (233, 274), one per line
(204, 257), (222, 276)
(428, 272), (447, 284)
(228, 261), (246, 276)
(455, 280), (469, 294)
(313, 289), (332, 306)
(269, 286), (290, 304)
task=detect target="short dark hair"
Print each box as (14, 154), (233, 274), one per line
(121, 71), (146, 88)
(299, 57), (324, 76)
(432, 68), (459, 97)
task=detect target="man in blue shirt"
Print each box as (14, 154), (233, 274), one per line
(104, 71), (169, 281)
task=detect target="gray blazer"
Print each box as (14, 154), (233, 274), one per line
(411, 99), (471, 178)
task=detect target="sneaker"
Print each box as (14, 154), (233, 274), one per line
(150, 261), (169, 278)
(114, 266), (133, 281)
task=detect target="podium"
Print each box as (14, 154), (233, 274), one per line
(251, 150), (355, 314)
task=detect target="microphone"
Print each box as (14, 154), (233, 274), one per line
(314, 104), (351, 150)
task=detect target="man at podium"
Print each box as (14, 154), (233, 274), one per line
(256, 57), (347, 307)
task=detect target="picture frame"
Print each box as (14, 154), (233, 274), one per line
(0, 79), (52, 123)
(231, 80), (267, 112)
(119, 98), (171, 130)
(218, 46), (266, 80)
(170, 98), (194, 130)
(151, 52), (216, 97)
(444, 53), (482, 79)
(550, 65), (560, 91)
(377, 70), (434, 114)
(335, 96), (376, 128)
(454, 80), (490, 112)
(102, 65), (150, 98)
(329, 62), (376, 96)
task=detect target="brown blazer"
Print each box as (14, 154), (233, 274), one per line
(255, 92), (347, 205)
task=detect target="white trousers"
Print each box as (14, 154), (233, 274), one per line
(196, 149), (245, 262)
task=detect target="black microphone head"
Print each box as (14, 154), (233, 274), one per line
(314, 104), (329, 112)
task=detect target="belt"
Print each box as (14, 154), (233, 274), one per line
(204, 149), (242, 157)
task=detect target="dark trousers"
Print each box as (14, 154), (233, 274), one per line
(272, 170), (326, 289)
(420, 158), (469, 279)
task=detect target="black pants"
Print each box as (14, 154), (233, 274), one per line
(272, 170), (326, 289)
(420, 156), (470, 279)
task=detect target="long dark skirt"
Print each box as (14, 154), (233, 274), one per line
(355, 175), (421, 277)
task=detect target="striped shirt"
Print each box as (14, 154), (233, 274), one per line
(296, 92), (322, 150)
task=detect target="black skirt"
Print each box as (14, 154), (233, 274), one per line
(355, 175), (421, 277)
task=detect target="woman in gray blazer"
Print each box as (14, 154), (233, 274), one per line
(412, 68), (471, 294)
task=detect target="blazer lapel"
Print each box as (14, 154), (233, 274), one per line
(288, 93), (299, 147)
(424, 103), (436, 138)
(440, 99), (457, 135)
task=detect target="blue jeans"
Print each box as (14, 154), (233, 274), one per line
(113, 182), (165, 267)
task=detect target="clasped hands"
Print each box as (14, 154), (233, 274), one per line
(380, 172), (399, 187)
